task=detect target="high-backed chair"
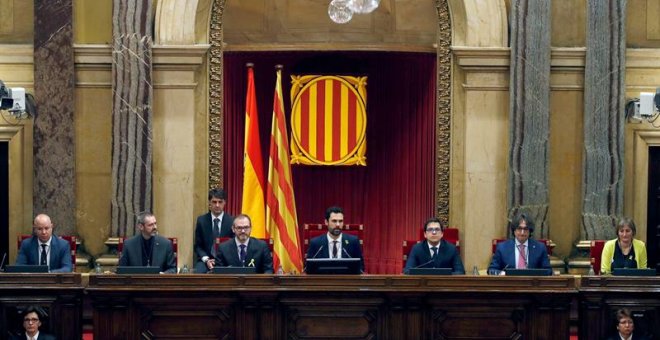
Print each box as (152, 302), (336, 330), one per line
(301, 223), (364, 258)
(402, 239), (422, 269)
(443, 227), (460, 252)
(117, 236), (178, 268)
(589, 240), (606, 275)
(18, 234), (77, 271)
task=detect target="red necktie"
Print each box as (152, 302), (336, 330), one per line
(517, 244), (527, 269)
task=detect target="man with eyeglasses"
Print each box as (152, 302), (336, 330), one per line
(305, 206), (364, 273)
(15, 214), (72, 273)
(216, 214), (273, 273)
(403, 217), (465, 274)
(487, 212), (551, 275)
(118, 212), (177, 273)
(11, 305), (56, 340)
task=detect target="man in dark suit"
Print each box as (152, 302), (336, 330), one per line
(194, 188), (234, 273)
(11, 305), (57, 340)
(404, 217), (465, 274)
(488, 212), (551, 275)
(216, 214), (273, 273)
(305, 206), (364, 273)
(16, 214), (72, 273)
(118, 212), (177, 274)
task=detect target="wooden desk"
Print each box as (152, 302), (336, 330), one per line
(579, 276), (660, 339)
(0, 273), (83, 339)
(88, 274), (576, 340)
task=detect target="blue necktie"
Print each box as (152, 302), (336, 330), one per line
(239, 244), (246, 264)
(40, 244), (48, 266)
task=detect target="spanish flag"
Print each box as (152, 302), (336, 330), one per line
(266, 65), (303, 273)
(241, 64), (266, 238)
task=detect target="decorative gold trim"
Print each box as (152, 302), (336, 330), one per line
(208, 0), (226, 189)
(435, 0), (452, 226)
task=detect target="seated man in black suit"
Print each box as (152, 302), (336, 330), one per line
(403, 217), (465, 274)
(118, 211), (177, 274)
(216, 214), (273, 273)
(16, 214), (72, 273)
(11, 305), (56, 340)
(305, 206), (364, 273)
(194, 188), (234, 273)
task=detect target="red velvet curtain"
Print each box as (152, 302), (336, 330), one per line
(223, 51), (437, 273)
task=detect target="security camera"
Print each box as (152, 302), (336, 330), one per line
(0, 80), (36, 119)
(655, 87), (660, 112)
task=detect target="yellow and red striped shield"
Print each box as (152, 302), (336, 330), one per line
(290, 75), (367, 166)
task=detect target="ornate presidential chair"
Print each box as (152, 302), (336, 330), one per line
(589, 239), (606, 275)
(117, 236), (178, 268)
(18, 234), (77, 271)
(301, 223), (364, 258)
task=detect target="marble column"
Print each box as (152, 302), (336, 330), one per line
(111, 0), (154, 237)
(33, 0), (76, 234)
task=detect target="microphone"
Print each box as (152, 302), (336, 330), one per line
(0, 252), (6, 272)
(342, 247), (352, 258)
(310, 245), (325, 259)
(414, 258), (436, 269)
(303, 245), (324, 272)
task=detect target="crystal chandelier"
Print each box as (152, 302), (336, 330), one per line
(328, 0), (380, 24)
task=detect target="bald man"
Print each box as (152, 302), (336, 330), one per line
(16, 214), (72, 273)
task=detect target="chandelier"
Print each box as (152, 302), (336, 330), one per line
(328, 0), (380, 24)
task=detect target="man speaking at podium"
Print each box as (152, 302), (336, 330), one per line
(488, 213), (551, 274)
(305, 206), (364, 273)
(403, 217), (464, 274)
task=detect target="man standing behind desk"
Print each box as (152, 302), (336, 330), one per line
(216, 214), (273, 273)
(305, 206), (364, 273)
(118, 212), (176, 273)
(404, 217), (465, 274)
(16, 214), (72, 273)
(488, 212), (551, 274)
(194, 188), (234, 273)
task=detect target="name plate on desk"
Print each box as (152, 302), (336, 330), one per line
(4, 265), (49, 273)
(211, 267), (257, 274)
(116, 266), (161, 274)
(408, 268), (452, 275)
(505, 268), (552, 276)
(305, 258), (361, 275)
(612, 268), (656, 276)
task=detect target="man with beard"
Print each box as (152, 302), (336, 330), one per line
(118, 212), (177, 274)
(305, 206), (364, 273)
(216, 214), (273, 273)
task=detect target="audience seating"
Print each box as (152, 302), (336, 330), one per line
(18, 234), (77, 271)
(301, 223), (364, 258)
(117, 236), (178, 268)
(589, 239), (606, 275)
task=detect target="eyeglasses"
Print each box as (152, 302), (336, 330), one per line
(515, 227), (530, 232)
(234, 226), (251, 231)
(619, 320), (634, 325)
(426, 227), (442, 233)
(24, 318), (39, 323)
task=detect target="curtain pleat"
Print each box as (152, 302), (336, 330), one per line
(223, 52), (437, 274)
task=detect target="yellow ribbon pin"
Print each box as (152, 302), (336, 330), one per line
(248, 259), (255, 267)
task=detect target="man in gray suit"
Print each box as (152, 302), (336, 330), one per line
(118, 212), (177, 274)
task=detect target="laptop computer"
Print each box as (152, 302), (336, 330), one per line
(305, 258), (361, 275)
(116, 266), (161, 274)
(612, 268), (656, 276)
(504, 268), (552, 276)
(4, 265), (49, 273)
(211, 266), (257, 274)
(408, 267), (453, 275)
